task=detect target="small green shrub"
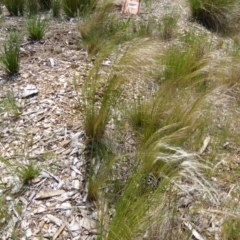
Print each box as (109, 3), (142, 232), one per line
(51, 0), (61, 17)
(26, 16), (48, 40)
(0, 32), (20, 75)
(4, 0), (25, 16)
(188, 0), (240, 34)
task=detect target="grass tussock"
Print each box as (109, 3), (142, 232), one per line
(79, 9), (178, 56)
(26, 0), (39, 15)
(106, 139), (217, 240)
(188, 0), (240, 35)
(79, 2), (130, 55)
(81, 74), (124, 144)
(77, 21), (240, 238)
(158, 32), (208, 88)
(0, 32), (20, 75)
(3, 0), (24, 16)
(63, 0), (97, 17)
(26, 16), (48, 40)
(51, 0), (61, 17)
(161, 14), (178, 40)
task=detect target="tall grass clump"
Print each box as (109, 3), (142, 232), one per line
(188, 0), (240, 34)
(79, 3), (131, 55)
(92, 39), (220, 239)
(129, 82), (209, 149)
(51, 0), (61, 17)
(126, 15), (178, 41)
(75, 62), (125, 201)
(62, 0), (97, 17)
(161, 14), (178, 40)
(4, 0), (25, 16)
(105, 133), (217, 239)
(158, 33), (207, 89)
(26, 16), (48, 40)
(81, 74), (124, 144)
(26, 0), (39, 15)
(0, 32), (20, 75)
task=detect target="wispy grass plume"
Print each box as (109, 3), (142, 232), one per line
(106, 135), (217, 239)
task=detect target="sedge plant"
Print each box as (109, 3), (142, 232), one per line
(62, 0), (97, 17)
(157, 32), (208, 90)
(26, 0), (39, 15)
(79, 2), (132, 55)
(26, 16), (48, 40)
(161, 14), (178, 40)
(81, 73), (124, 145)
(75, 51), (125, 201)
(0, 32), (20, 75)
(51, 0), (61, 17)
(3, 0), (25, 16)
(105, 131), (218, 239)
(188, 0), (240, 35)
